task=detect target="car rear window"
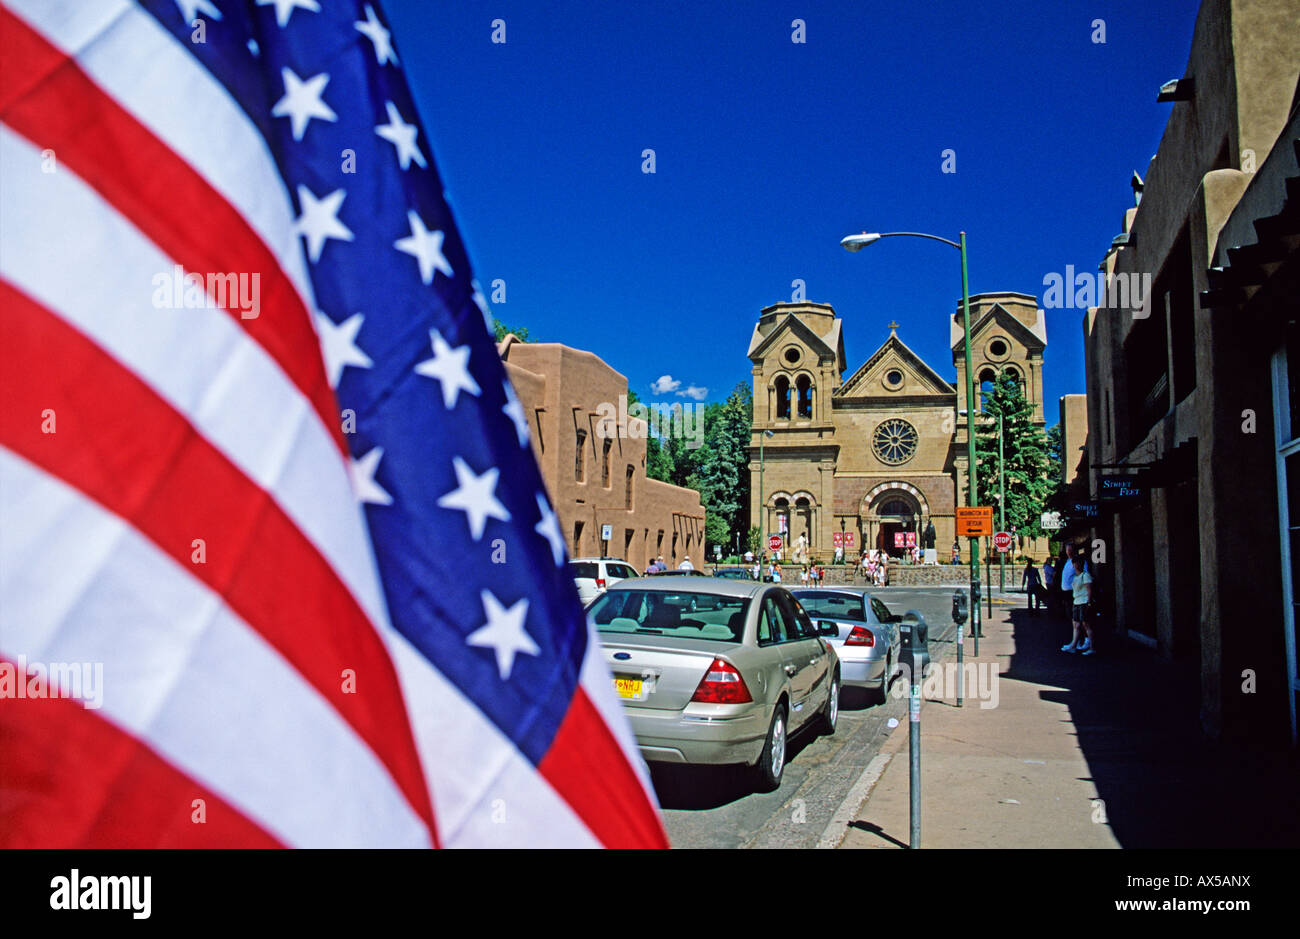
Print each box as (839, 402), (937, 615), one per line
(589, 590), (749, 643)
(569, 562), (599, 579)
(792, 592), (865, 621)
(607, 564), (636, 580)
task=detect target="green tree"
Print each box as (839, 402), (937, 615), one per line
(691, 383), (753, 555)
(974, 370), (1053, 539)
(492, 318), (530, 343)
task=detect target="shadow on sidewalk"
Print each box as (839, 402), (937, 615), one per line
(1000, 605), (1300, 848)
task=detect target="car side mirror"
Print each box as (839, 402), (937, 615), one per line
(817, 620), (839, 637)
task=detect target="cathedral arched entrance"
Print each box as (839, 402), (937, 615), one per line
(860, 483), (930, 559)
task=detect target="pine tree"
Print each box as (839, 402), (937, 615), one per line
(974, 370), (1053, 539)
(691, 383), (753, 555)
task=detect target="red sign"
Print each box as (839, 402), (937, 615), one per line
(768, 535), (783, 552)
(994, 531), (1013, 552)
(893, 532), (917, 548)
(832, 532), (844, 547)
(844, 532), (854, 547)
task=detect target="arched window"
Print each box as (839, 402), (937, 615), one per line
(775, 497), (790, 538)
(625, 465), (634, 509)
(795, 496), (813, 545)
(775, 375), (791, 419)
(878, 498), (912, 518)
(575, 429), (587, 482)
(795, 375), (813, 418)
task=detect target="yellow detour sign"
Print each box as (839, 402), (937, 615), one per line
(956, 506), (994, 537)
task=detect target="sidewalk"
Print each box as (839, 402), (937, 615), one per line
(835, 598), (1300, 849)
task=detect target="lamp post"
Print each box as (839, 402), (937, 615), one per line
(758, 428), (775, 555)
(843, 230), (979, 636)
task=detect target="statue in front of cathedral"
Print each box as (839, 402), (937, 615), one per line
(793, 533), (809, 563)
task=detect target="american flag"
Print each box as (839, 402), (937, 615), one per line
(0, 0), (667, 848)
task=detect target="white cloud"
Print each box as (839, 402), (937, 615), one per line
(650, 374), (680, 395)
(677, 385), (708, 401)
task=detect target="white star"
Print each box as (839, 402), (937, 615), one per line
(466, 591), (538, 681)
(503, 382), (528, 446)
(438, 457), (510, 541)
(394, 209), (452, 284)
(175, 0), (221, 23)
(534, 494), (565, 567)
(293, 185), (353, 264)
(414, 329), (480, 408)
(247, 39), (260, 56)
(375, 101), (427, 171)
(314, 311), (372, 388)
(256, 0), (319, 29)
(355, 3), (398, 65)
(350, 447), (393, 506)
(271, 67), (336, 141)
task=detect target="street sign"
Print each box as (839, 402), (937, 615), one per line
(956, 506), (994, 537)
(601, 523), (613, 541)
(1040, 511), (1063, 530)
(767, 535), (783, 552)
(1099, 473), (1146, 504)
(993, 531), (1013, 552)
(1070, 501), (1100, 520)
(713, 544), (721, 558)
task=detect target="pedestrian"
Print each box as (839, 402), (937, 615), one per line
(800, 564), (809, 585)
(1061, 554), (1095, 654)
(951, 540), (961, 565)
(1022, 557), (1043, 612)
(652, 555), (667, 573)
(678, 555), (694, 571)
(769, 561), (782, 584)
(751, 559), (761, 581)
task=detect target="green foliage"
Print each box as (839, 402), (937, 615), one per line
(492, 318), (531, 343)
(974, 371), (1053, 539)
(747, 525), (762, 554)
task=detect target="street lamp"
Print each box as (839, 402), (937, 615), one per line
(758, 428), (775, 556)
(843, 230), (979, 635)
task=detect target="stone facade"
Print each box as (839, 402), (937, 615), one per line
(747, 295), (1049, 562)
(1082, 0), (1300, 746)
(499, 336), (705, 571)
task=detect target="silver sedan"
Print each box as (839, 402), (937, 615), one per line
(591, 578), (840, 792)
(790, 587), (899, 703)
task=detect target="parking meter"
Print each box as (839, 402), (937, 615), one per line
(951, 590), (968, 626)
(898, 612), (930, 681)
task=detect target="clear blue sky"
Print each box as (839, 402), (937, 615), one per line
(384, 0), (1200, 427)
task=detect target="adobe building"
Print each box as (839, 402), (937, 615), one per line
(499, 336), (705, 571)
(1082, 0), (1300, 745)
(747, 294), (1049, 561)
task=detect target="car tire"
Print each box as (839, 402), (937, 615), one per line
(754, 704), (788, 792)
(869, 654), (890, 705)
(816, 672), (839, 736)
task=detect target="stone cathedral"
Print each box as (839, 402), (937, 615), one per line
(747, 292), (1048, 559)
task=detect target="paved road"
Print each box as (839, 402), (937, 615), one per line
(655, 585), (1023, 849)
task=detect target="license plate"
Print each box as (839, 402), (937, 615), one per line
(613, 676), (643, 700)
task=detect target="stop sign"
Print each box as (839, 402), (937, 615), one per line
(993, 531), (1013, 552)
(768, 535), (783, 552)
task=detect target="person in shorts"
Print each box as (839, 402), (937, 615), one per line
(1061, 555), (1095, 655)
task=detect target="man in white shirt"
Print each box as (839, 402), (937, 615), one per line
(1061, 554), (1095, 655)
(678, 556), (694, 571)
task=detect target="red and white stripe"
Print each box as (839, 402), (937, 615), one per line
(0, 0), (664, 847)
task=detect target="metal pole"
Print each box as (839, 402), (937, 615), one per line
(758, 434), (765, 557)
(999, 410), (1006, 591)
(986, 537), (993, 620)
(956, 611), (964, 707)
(959, 233), (981, 659)
(909, 677), (921, 847)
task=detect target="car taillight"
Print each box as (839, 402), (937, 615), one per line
(690, 658), (753, 704)
(845, 626), (875, 647)
(596, 577), (606, 589)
